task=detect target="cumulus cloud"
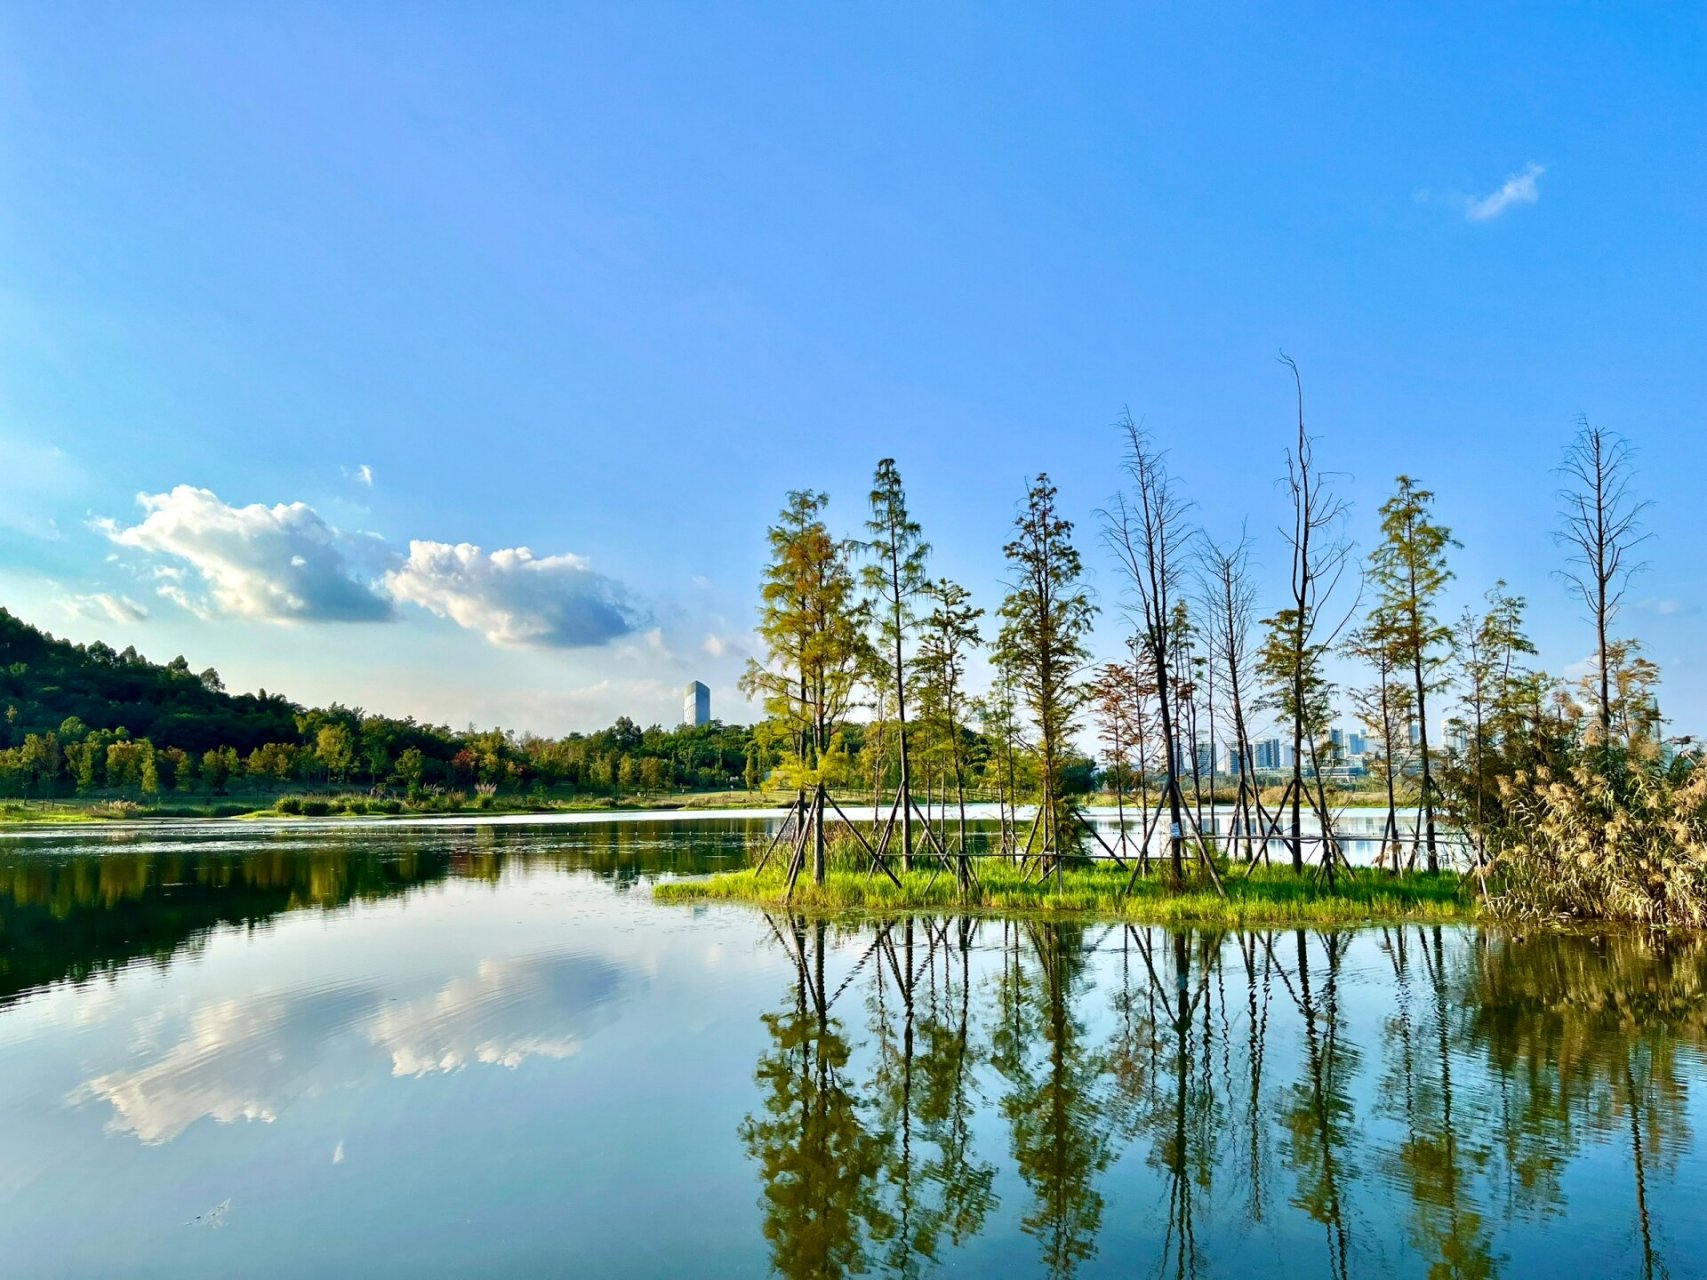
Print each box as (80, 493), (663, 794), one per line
(383, 541), (647, 648)
(1465, 163), (1545, 222)
(99, 486), (392, 623)
(64, 592), (150, 625)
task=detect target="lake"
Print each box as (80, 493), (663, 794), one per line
(0, 815), (1700, 1278)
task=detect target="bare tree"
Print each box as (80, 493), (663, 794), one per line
(1200, 530), (1264, 863)
(1102, 411), (1207, 886)
(1257, 357), (1358, 875)
(1556, 419), (1650, 746)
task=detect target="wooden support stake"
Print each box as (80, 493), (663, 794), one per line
(752, 798), (800, 876)
(826, 790), (903, 888)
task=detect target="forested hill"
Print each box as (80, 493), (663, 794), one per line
(0, 605), (760, 799)
(0, 607), (299, 753)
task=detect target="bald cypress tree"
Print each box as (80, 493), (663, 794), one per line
(1368, 476), (1457, 872)
(861, 459), (930, 870)
(996, 475), (1096, 880)
(741, 491), (870, 885)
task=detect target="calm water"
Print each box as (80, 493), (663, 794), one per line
(0, 817), (1701, 1278)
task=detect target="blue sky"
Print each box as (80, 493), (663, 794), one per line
(1, 5), (1702, 735)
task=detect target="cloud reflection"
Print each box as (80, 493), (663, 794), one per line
(74, 952), (629, 1144)
(366, 953), (628, 1077)
(78, 987), (371, 1144)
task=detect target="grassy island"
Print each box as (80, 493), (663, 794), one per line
(653, 861), (1471, 927)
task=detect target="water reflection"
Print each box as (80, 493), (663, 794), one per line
(78, 984), (377, 1143)
(0, 818), (758, 1006)
(1, 823), (1703, 1277)
(743, 920), (1705, 1279)
(368, 952), (628, 1077)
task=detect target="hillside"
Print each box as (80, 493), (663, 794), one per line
(0, 607), (299, 754)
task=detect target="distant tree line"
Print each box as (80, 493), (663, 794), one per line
(0, 609), (764, 800)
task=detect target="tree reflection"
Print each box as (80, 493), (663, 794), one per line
(0, 819), (764, 1006)
(735, 915), (1707, 1278)
(741, 916), (892, 1278)
(867, 917), (996, 1275)
(1466, 930), (1704, 1280)
(1272, 930), (1359, 1280)
(991, 921), (1125, 1278)
(1113, 926), (1230, 1280)
(1376, 926), (1501, 1279)
(0, 839), (453, 1004)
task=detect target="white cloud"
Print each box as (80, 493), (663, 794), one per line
(64, 592), (150, 625)
(1640, 597), (1691, 617)
(702, 633), (727, 657)
(615, 626), (673, 664)
(99, 486), (392, 623)
(1465, 163), (1545, 222)
(383, 541), (647, 648)
(342, 463), (375, 488)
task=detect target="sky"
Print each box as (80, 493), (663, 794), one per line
(0, 5), (1702, 738)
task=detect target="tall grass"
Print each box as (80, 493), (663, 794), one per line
(1487, 759), (1707, 929)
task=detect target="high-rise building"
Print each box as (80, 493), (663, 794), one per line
(1195, 739), (1216, 777)
(1254, 738), (1284, 771)
(683, 681), (710, 728)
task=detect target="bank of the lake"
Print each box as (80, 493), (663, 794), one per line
(654, 861), (1472, 927)
(0, 788), (795, 825)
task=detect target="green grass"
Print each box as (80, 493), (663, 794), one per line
(653, 858), (1473, 927)
(0, 802), (105, 825)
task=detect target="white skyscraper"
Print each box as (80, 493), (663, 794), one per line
(683, 681), (710, 727)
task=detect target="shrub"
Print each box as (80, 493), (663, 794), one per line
(300, 799), (331, 817)
(275, 795), (305, 815)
